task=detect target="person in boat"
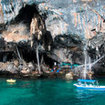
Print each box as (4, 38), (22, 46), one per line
(56, 68), (61, 73)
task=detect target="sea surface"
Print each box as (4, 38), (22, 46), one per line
(0, 78), (105, 105)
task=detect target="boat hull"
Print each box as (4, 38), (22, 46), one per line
(74, 84), (105, 90)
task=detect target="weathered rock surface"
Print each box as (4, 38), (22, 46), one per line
(0, 0), (105, 38)
(0, 0), (105, 77)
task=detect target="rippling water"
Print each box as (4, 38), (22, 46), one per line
(0, 78), (105, 105)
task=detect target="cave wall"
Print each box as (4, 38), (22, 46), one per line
(0, 0), (105, 39)
(0, 0), (105, 72)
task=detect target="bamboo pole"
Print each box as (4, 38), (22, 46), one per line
(36, 44), (41, 74)
(16, 45), (22, 60)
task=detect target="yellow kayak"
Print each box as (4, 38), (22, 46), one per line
(6, 79), (16, 83)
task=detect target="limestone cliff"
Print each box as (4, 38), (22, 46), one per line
(0, 0), (105, 75)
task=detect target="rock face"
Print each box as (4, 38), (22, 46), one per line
(0, 0), (105, 76)
(65, 72), (74, 80)
(0, 0), (105, 38)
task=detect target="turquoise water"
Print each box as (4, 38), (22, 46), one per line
(0, 78), (105, 105)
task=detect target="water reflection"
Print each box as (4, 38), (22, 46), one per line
(75, 87), (105, 102)
(1, 78), (105, 105)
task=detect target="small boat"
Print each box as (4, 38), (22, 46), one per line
(6, 79), (16, 83)
(74, 79), (105, 90)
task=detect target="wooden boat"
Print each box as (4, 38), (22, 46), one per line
(6, 79), (16, 83)
(74, 79), (105, 90)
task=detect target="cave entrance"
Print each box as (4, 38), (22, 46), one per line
(13, 4), (39, 28)
(17, 45), (56, 68)
(4, 3), (55, 68)
(0, 51), (15, 62)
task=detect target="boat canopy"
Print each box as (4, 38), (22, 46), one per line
(78, 79), (96, 83)
(60, 62), (80, 67)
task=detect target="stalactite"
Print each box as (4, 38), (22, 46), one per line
(73, 12), (77, 27)
(30, 14), (45, 47)
(0, 1), (4, 23)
